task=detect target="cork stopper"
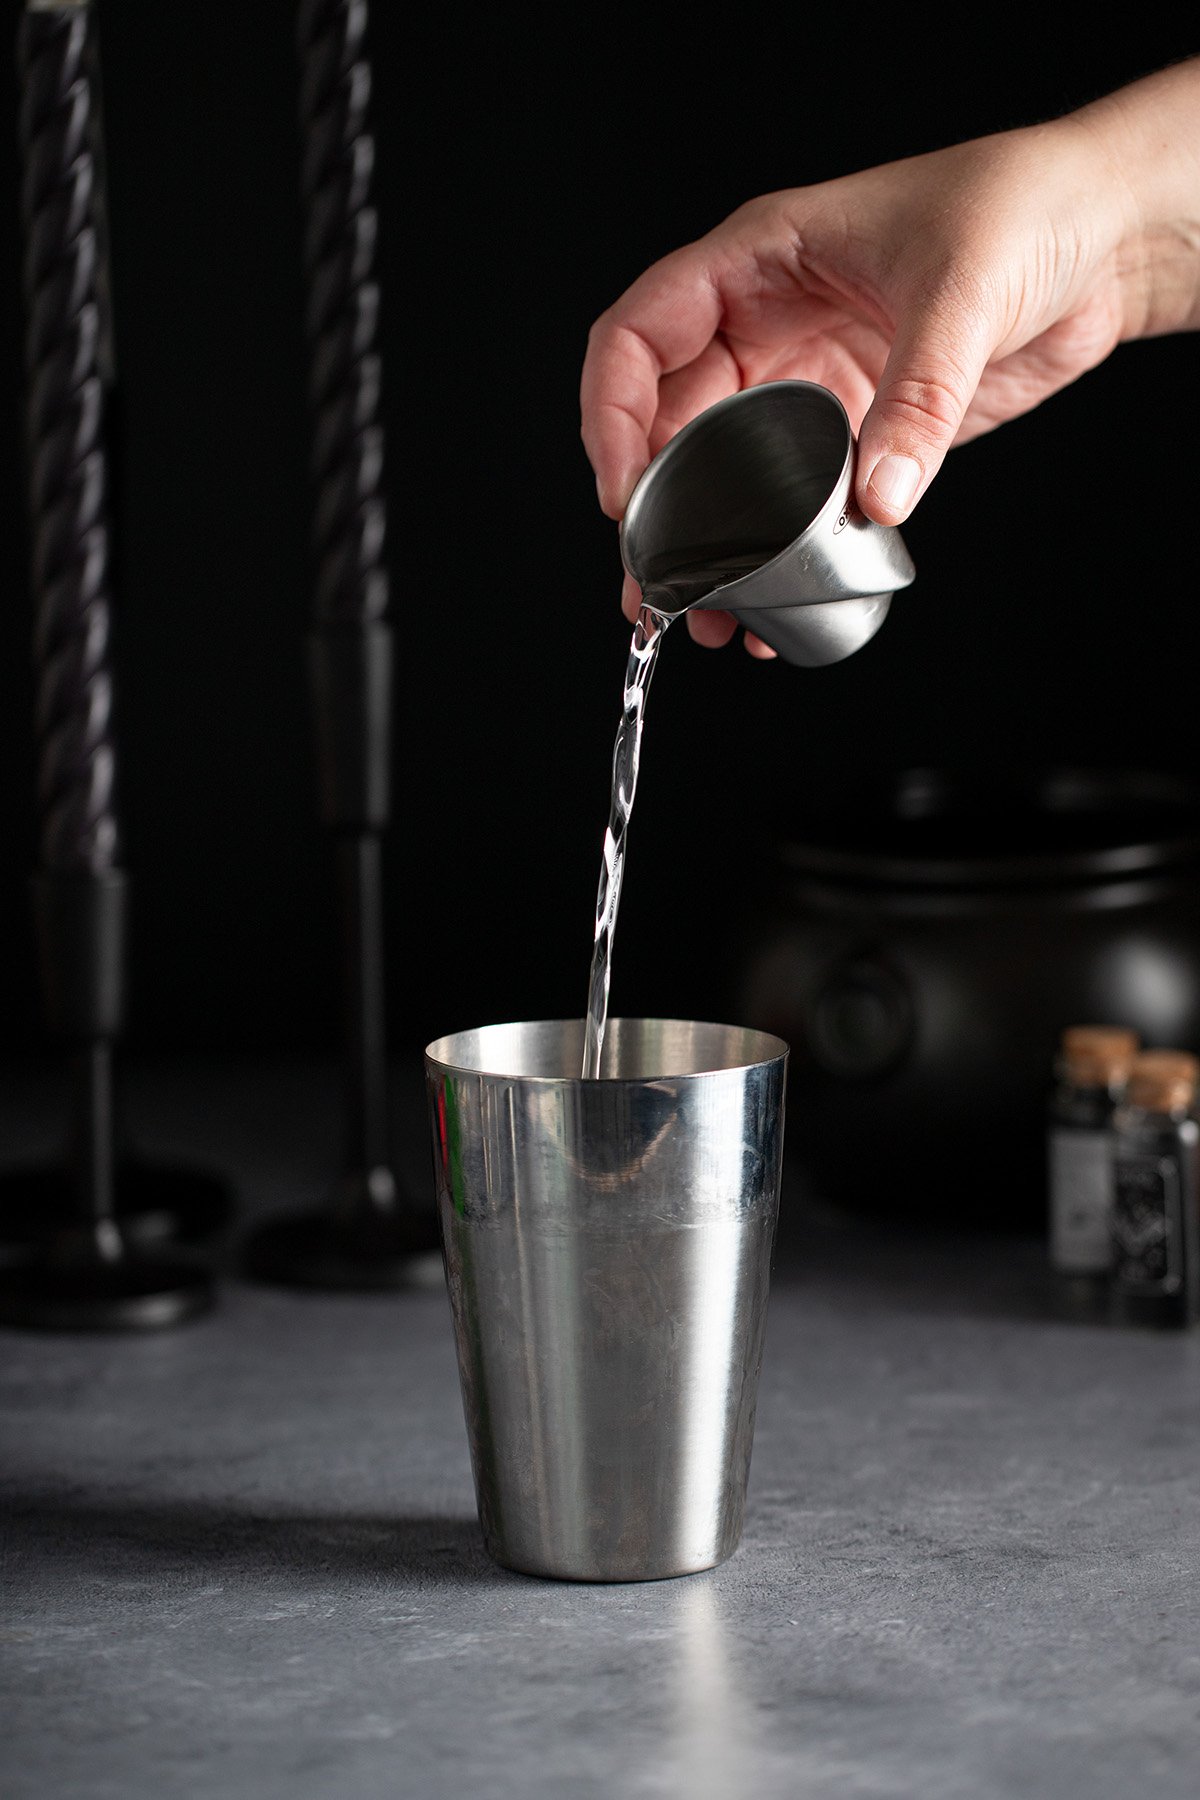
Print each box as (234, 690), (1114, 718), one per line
(1059, 1025), (1140, 1087)
(1126, 1048), (1199, 1114)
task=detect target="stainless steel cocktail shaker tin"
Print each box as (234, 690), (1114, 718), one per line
(425, 1017), (788, 1582)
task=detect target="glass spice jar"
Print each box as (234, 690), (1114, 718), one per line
(1047, 1025), (1139, 1314)
(1110, 1050), (1200, 1330)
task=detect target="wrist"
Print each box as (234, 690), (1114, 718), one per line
(1068, 58), (1200, 336)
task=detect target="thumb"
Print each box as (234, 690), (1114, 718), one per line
(855, 310), (994, 525)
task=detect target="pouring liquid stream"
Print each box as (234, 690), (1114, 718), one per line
(581, 550), (780, 1080)
(582, 597), (671, 1079)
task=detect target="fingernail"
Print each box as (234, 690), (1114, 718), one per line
(868, 453), (922, 514)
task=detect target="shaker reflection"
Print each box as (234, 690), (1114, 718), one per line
(660, 1580), (762, 1800)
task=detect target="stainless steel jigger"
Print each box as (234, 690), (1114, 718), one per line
(620, 379), (916, 666)
(425, 1018), (788, 1582)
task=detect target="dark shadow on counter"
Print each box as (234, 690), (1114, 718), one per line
(1, 1493), (503, 1590)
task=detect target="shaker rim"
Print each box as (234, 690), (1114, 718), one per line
(425, 1016), (790, 1083)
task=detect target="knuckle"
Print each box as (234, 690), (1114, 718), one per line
(877, 368), (972, 443)
(585, 309), (616, 353)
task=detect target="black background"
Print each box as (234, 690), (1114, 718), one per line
(0, 6), (1196, 1064)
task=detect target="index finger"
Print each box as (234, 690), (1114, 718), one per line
(580, 244), (724, 519)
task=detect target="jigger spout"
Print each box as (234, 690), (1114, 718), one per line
(620, 380), (916, 668)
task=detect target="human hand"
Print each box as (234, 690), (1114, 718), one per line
(580, 59), (1200, 655)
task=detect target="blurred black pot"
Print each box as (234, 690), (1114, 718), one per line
(729, 767), (1200, 1230)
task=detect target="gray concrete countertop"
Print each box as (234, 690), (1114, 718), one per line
(3, 1058), (1200, 1799)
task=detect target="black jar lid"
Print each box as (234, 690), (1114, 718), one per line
(775, 766), (1200, 891)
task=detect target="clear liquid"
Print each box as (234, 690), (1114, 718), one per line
(581, 601), (671, 1079)
(580, 547), (786, 1080)
(638, 548), (787, 609)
